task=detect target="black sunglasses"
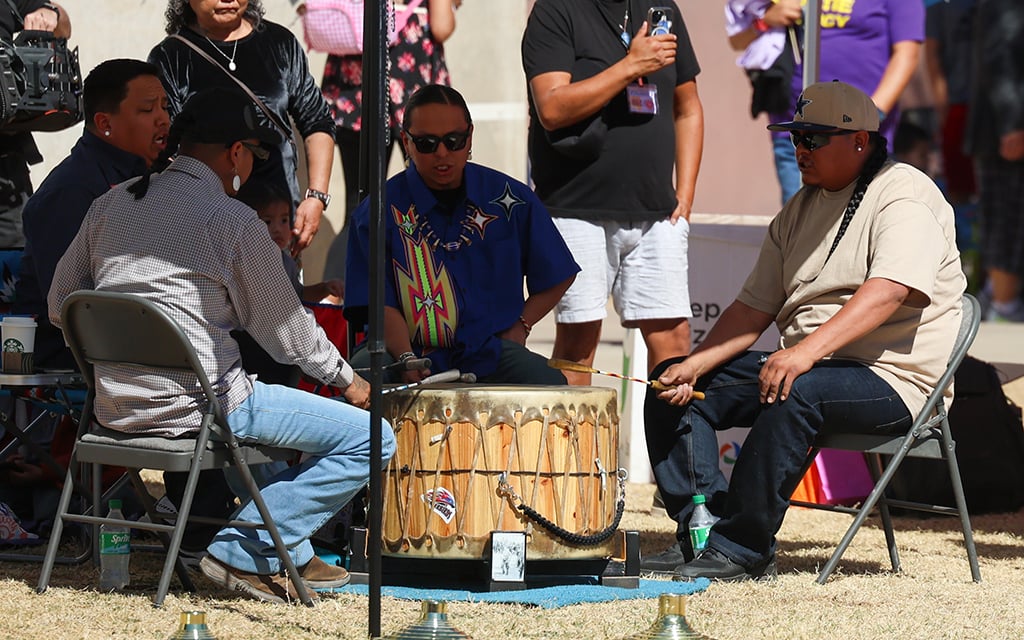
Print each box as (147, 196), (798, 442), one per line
(240, 140), (270, 160)
(404, 129), (471, 154)
(790, 130), (850, 152)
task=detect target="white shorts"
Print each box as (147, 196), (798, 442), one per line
(554, 217), (692, 324)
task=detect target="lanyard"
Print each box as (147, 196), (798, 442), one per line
(594, 0), (635, 51)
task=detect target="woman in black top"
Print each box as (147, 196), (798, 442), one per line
(149, 0), (335, 253)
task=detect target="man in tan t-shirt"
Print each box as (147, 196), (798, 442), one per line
(643, 81), (965, 582)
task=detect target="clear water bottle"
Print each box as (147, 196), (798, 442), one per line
(99, 498), (130, 591)
(688, 494), (718, 554)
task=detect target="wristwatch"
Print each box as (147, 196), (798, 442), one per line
(41, 2), (60, 20)
(304, 188), (331, 210)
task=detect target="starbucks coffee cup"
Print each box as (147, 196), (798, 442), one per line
(1, 316), (37, 374)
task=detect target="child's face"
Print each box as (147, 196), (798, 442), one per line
(258, 201), (293, 251)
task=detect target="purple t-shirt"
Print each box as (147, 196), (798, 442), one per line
(770, 0), (925, 146)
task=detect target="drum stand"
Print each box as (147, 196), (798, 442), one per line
(345, 527), (641, 591)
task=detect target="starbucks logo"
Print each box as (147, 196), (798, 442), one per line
(3, 338), (23, 353)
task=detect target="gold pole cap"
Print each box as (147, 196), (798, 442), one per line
(422, 600), (448, 615)
(658, 594), (687, 616)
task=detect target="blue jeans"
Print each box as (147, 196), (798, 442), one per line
(206, 381), (396, 574)
(645, 351), (911, 568)
(772, 135), (802, 205)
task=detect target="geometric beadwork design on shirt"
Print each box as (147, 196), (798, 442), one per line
(391, 204), (458, 348)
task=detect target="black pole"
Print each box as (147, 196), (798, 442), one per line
(361, 1), (388, 638)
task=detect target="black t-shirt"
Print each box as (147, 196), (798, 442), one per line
(0, 0), (46, 40)
(522, 0), (700, 221)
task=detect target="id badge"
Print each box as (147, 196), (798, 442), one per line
(627, 82), (658, 114)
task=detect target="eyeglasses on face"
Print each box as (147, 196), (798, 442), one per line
(404, 129), (471, 154)
(789, 130), (849, 152)
(239, 140), (270, 160)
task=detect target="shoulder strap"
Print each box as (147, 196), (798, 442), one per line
(3, 0), (22, 25)
(170, 33), (294, 142)
(394, 0), (425, 37)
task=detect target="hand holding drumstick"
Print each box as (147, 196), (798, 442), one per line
(547, 359), (705, 401)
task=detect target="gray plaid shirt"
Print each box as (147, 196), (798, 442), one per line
(48, 156), (354, 436)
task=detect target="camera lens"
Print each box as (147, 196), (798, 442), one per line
(652, 10), (664, 21)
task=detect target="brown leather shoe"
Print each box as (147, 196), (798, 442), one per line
(299, 555), (351, 589)
(200, 555), (317, 604)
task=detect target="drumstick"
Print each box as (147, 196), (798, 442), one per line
(355, 356), (432, 374)
(547, 358), (706, 400)
(381, 369), (462, 394)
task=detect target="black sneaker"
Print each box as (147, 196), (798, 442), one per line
(640, 539), (689, 576)
(672, 547), (777, 583)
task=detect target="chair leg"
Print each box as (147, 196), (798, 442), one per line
(229, 451), (315, 607)
(942, 436), (982, 582)
(817, 444), (916, 584)
(37, 463), (79, 593)
(125, 472), (196, 595)
(91, 461), (102, 568)
(152, 460), (207, 607)
(867, 453), (901, 573)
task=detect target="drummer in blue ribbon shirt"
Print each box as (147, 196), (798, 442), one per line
(345, 84), (578, 384)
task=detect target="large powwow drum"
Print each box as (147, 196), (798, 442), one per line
(382, 385), (622, 560)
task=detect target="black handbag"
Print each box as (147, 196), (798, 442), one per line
(746, 29), (797, 119)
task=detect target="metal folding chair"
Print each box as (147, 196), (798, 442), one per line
(791, 293), (983, 584)
(36, 290), (315, 606)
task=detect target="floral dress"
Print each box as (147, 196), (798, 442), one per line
(321, 11), (451, 132)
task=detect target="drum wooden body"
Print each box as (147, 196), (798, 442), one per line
(382, 385), (620, 560)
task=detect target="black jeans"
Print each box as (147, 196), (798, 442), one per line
(645, 351), (912, 567)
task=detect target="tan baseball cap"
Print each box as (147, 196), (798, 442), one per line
(768, 80), (879, 133)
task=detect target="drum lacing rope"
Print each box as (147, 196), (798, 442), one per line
(497, 468), (628, 546)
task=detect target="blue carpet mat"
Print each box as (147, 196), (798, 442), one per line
(326, 578), (710, 609)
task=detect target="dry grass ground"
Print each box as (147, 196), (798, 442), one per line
(1, 482), (1022, 640)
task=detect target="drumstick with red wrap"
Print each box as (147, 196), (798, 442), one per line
(547, 358), (706, 400)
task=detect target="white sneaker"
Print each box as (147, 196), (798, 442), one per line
(985, 301), (1024, 323)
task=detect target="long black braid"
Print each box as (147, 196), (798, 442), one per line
(125, 120), (185, 200)
(823, 133), (890, 263)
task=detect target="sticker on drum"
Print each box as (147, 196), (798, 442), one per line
(422, 487), (457, 523)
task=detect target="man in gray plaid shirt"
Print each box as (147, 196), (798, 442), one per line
(48, 87), (394, 604)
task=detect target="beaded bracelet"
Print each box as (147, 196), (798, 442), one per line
(519, 316), (532, 336)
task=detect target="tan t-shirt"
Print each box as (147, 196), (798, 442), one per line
(738, 162), (966, 416)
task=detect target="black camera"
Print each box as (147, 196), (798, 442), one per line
(0, 30), (83, 133)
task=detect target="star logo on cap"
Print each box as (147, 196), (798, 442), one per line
(795, 96), (812, 118)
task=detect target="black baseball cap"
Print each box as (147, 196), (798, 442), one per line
(173, 87), (281, 147)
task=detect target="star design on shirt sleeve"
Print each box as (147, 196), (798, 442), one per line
(489, 182), (526, 220)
